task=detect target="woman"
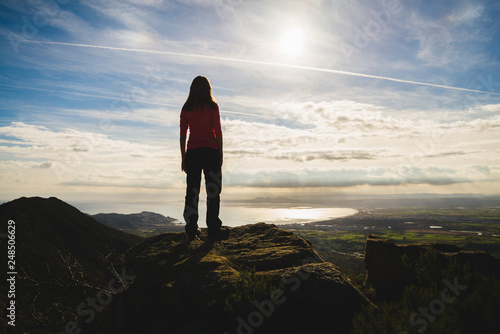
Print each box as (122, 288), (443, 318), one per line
(180, 76), (227, 240)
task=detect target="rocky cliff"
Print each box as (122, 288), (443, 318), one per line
(86, 223), (372, 334)
(364, 234), (500, 301)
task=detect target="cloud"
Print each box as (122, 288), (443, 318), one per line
(216, 98), (500, 194)
(220, 99), (500, 170)
(2, 95), (497, 191)
(480, 104), (500, 113)
(124, 0), (168, 8)
(273, 100), (411, 134)
(48, 8), (94, 38)
(0, 122), (175, 189)
(176, 0), (242, 20)
(439, 114), (500, 132)
(405, 1), (490, 69)
(271, 150), (383, 162)
(33, 161), (52, 169)
(223, 164), (498, 188)
(423, 151), (472, 159)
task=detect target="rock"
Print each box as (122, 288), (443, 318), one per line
(364, 234), (500, 301)
(87, 223), (371, 334)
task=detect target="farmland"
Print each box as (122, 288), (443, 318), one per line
(281, 206), (500, 286)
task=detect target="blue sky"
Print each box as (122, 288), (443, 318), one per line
(1, 0), (500, 215)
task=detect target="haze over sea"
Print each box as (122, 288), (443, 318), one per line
(74, 199), (356, 227)
(72, 193), (500, 228)
(217, 206), (357, 227)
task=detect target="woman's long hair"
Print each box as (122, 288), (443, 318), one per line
(182, 76), (218, 111)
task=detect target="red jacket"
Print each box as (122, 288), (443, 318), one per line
(180, 104), (222, 151)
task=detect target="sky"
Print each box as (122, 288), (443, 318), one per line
(0, 0), (500, 218)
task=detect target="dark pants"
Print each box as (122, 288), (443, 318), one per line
(183, 147), (222, 234)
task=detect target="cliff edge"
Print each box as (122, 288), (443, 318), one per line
(86, 223), (371, 334)
(365, 234), (500, 301)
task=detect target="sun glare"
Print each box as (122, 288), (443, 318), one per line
(278, 27), (304, 58)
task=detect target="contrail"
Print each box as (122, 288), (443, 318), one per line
(0, 84), (274, 119)
(25, 40), (500, 96)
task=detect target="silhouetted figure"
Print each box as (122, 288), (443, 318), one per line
(180, 76), (227, 240)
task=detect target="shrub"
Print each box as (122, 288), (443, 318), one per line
(352, 250), (500, 333)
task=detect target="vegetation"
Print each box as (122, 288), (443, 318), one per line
(0, 197), (143, 333)
(351, 250), (500, 333)
(288, 206), (500, 262)
(224, 266), (283, 315)
(288, 206), (500, 316)
(290, 230), (367, 287)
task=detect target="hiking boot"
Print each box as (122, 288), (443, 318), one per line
(187, 228), (201, 240)
(208, 227), (230, 240)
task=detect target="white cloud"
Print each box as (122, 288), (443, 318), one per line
(479, 103), (500, 113)
(0, 122), (176, 189)
(405, 2), (489, 69)
(214, 98), (500, 192)
(273, 100), (412, 135)
(3, 96), (498, 194)
(49, 9), (94, 38)
(448, 2), (484, 25)
(223, 164), (499, 188)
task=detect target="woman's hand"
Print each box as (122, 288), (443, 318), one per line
(181, 156), (187, 173)
(217, 136), (223, 167)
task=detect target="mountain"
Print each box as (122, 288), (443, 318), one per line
(2, 197), (498, 333)
(85, 223), (372, 334)
(0, 197), (143, 333)
(91, 211), (183, 235)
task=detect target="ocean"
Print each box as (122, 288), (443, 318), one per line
(77, 199), (357, 227)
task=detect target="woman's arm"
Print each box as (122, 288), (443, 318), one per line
(213, 105), (223, 166)
(180, 135), (187, 172)
(180, 109), (188, 173)
(216, 136), (223, 166)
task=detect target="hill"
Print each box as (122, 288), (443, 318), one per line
(91, 211), (183, 236)
(0, 196), (143, 333)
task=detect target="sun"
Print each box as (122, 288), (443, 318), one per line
(278, 27), (305, 58)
